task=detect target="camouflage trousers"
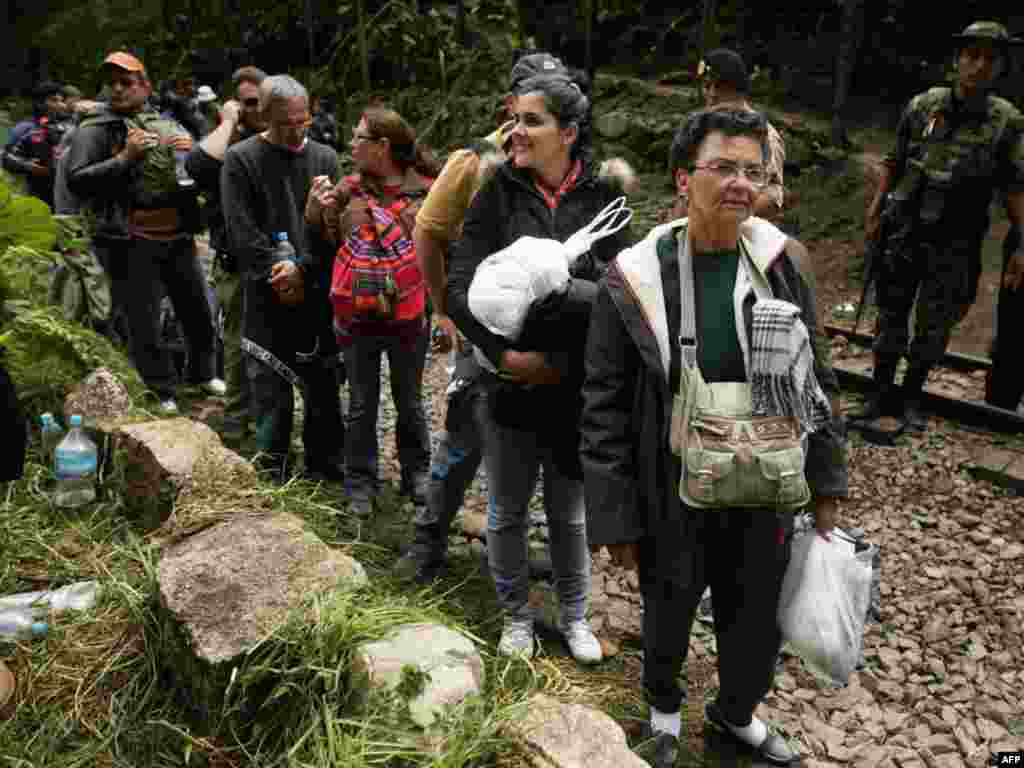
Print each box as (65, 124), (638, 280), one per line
(873, 229), (982, 376)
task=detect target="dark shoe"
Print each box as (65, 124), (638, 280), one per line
(635, 723), (679, 768)
(303, 462), (346, 484)
(902, 399), (928, 432)
(851, 393), (887, 422)
(393, 550), (446, 585)
(400, 472), (429, 506)
(705, 702), (800, 766)
(347, 490), (374, 519)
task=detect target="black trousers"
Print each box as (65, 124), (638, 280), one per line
(987, 226), (1024, 410)
(246, 352), (345, 476)
(640, 509), (792, 724)
(1, 357), (27, 482)
(98, 236), (215, 398)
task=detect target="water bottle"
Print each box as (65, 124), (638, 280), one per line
(0, 610), (48, 640)
(39, 412), (65, 468)
(54, 415), (97, 508)
(174, 149), (195, 189)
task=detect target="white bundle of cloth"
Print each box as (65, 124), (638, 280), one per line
(468, 197), (632, 340)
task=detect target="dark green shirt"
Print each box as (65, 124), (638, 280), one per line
(658, 232), (747, 391)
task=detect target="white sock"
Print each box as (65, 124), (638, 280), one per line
(650, 707), (682, 738)
(724, 714), (768, 747)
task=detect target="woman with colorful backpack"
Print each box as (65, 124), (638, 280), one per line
(307, 106), (440, 518)
(446, 73), (631, 664)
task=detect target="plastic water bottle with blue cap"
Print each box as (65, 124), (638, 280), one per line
(39, 412), (65, 469)
(54, 414), (97, 508)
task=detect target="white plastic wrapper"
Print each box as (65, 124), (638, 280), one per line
(777, 531), (873, 686)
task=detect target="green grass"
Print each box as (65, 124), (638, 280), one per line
(1, 427), (652, 767)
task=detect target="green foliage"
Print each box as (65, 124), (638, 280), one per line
(0, 176), (58, 255)
(0, 245), (54, 310)
(0, 307), (145, 412)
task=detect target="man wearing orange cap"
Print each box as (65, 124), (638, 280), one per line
(65, 52), (225, 414)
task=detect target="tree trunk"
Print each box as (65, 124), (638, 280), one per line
(700, 0), (719, 59)
(356, 0), (370, 93)
(455, 0), (467, 47)
(584, 0), (596, 80)
(304, 0), (315, 67)
(831, 0), (865, 147)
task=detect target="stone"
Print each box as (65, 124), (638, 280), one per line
(922, 734), (959, 756)
(63, 366), (131, 427)
(352, 622), (483, 728)
(507, 693), (648, 768)
(158, 512), (367, 666)
(116, 418), (255, 523)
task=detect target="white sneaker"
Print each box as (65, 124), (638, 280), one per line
(159, 398), (179, 415)
(200, 378), (227, 396)
(558, 618), (603, 664)
(498, 615), (535, 657)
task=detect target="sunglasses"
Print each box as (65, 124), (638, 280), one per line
(242, 98), (259, 108)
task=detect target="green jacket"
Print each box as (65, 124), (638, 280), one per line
(884, 87), (1024, 234)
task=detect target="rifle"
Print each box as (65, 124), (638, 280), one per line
(852, 207), (886, 337)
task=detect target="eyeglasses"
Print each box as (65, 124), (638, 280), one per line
(691, 160), (768, 187)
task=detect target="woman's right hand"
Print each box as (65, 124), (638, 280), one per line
(499, 350), (562, 387)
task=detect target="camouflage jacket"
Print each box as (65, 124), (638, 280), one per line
(884, 87), (1024, 234)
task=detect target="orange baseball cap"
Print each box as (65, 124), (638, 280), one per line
(102, 51), (147, 77)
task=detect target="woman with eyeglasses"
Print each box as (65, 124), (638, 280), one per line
(307, 106), (440, 517)
(579, 107), (848, 766)
(446, 73), (631, 665)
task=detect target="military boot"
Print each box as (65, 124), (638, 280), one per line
(853, 357), (899, 421)
(900, 364), (931, 432)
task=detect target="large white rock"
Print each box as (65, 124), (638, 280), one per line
(158, 512), (367, 665)
(509, 693), (649, 768)
(352, 622), (483, 728)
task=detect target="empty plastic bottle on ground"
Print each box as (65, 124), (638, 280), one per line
(0, 610), (48, 640)
(39, 412), (65, 468)
(54, 414), (97, 508)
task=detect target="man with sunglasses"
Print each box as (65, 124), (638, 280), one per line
(186, 66), (268, 442)
(581, 107), (847, 767)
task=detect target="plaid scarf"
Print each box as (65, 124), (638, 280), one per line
(749, 298), (832, 434)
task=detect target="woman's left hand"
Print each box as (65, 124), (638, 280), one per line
(499, 350), (562, 387)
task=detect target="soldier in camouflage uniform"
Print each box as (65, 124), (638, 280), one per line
(860, 21), (1024, 430)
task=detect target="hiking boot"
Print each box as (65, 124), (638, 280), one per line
(498, 614), (535, 657)
(853, 357), (899, 421)
(902, 399), (928, 432)
(635, 724), (680, 768)
(557, 617), (603, 664)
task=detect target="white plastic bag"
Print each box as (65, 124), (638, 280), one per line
(777, 531), (872, 686)
(466, 197), (632, 340)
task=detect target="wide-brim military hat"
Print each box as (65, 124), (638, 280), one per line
(951, 21), (1024, 48)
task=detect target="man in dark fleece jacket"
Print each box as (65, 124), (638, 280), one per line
(221, 74), (344, 482)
